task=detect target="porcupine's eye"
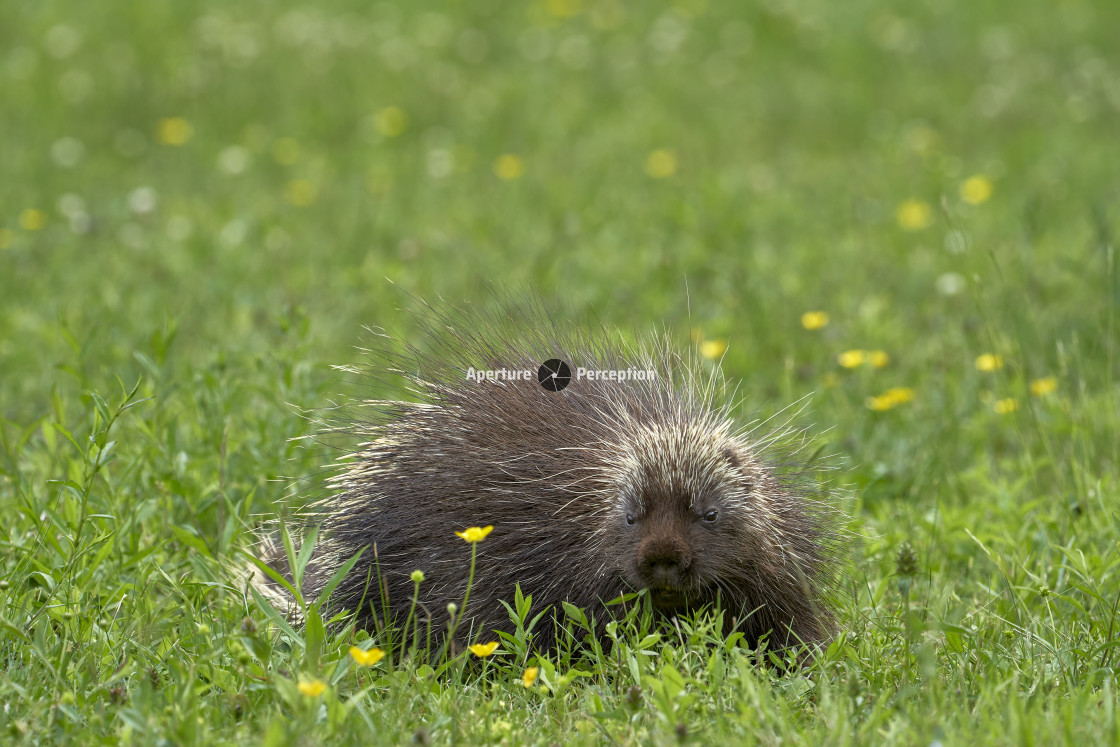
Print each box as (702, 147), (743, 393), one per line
(625, 513), (636, 526)
(702, 509), (719, 523)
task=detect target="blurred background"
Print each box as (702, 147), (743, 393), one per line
(3, 4), (1120, 739)
(2, 0), (1117, 512)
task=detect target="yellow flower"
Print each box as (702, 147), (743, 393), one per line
(993, 397), (1018, 414)
(975, 353), (1004, 372)
(960, 175), (993, 205)
(271, 137), (301, 164)
(1030, 377), (1057, 397)
(838, 350), (865, 369)
(865, 395), (891, 412)
(866, 387), (915, 411)
(801, 311), (829, 330)
(896, 199), (933, 230)
(493, 154), (524, 180)
(884, 387), (915, 404)
(349, 646), (385, 666)
(157, 117), (194, 146)
(19, 209), (46, 231)
(522, 667), (539, 687)
(469, 642), (499, 658)
(645, 148), (677, 179)
(374, 106), (408, 137)
(456, 525), (494, 543)
(699, 339), (727, 360)
(868, 350), (890, 368)
(297, 678), (326, 697)
(284, 179), (318, 206)
(546, 0), (582, 18)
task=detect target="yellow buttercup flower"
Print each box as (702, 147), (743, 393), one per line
(993, 397), (1018, 414)
(157, 117), (194, 146)
(468, 642), (499, 658)
(19, 209), (46, 231)
(699, 339), (727, 360)
(868, 350), (890, 368)
(975, 354), (1004, 372)
(801, 311), (829, 330)
(866, 387), (915, 411)
(546, 0), (581, 18)
(456, 525), (493, 543)
(297, 678), (326, 697)
(522, 667), (539, 687)
(284, 179), (318, 207)
(896, 199), (933, 230)
(865, 395), (890, 412)
(884, 387), (915, 404)
(1029, 377), (1057, 397)
(837, 350), (888, 369)
(645, 148), (677, 179)
(349, 646), (385, 666)
(960, 175), (993, 205)
(374, 106), (408, 137)
(493, 154), (524, 180)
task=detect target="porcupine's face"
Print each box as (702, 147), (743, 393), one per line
(610, 426), (759, 611)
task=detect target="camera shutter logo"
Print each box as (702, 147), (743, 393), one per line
(538, 359), (572, 391)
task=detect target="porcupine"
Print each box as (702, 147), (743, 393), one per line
(252, 297), (846, 654)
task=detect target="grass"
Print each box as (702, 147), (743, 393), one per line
(1, 0), (1119, 743)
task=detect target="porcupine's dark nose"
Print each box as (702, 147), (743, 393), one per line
(638, 537), (691, 588)
(645, 558), (681, 586)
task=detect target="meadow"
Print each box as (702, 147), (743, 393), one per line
(2, 0), (1119, 743)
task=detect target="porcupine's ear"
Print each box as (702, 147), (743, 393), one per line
(719, 443), (759, 493)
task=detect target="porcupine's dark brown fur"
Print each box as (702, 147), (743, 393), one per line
(252, 297), (847, 654)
